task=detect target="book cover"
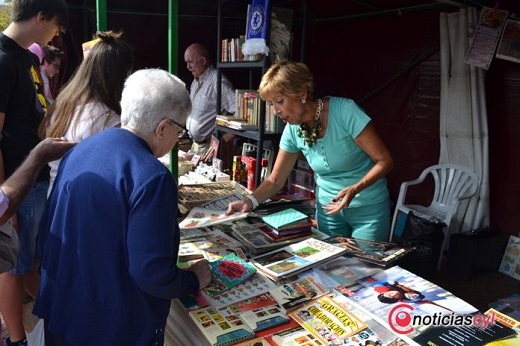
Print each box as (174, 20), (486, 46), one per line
(188, 306), (255, 346)
(261, 208), (309, 230)
(202, 273), (277, 309)
(324, 236), (415, 267)
(336, 265), (478, 342)
(250, 237), (348, 281)
(240, 305), (291, 332)
(179, 207), (249, 229)
(499, 235), (520, 281)
(289, 295), (368, 344)
(203, 253), (257, 297)
(270, 275), (329, 313)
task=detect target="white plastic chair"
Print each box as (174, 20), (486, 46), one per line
(390, 164), (479, 270)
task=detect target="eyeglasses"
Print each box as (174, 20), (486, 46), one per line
(167, 118), (188, 135)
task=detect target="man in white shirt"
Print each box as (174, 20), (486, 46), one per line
(184, 43), (236, 156)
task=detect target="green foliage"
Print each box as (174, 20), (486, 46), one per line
(0, 5), (11, 31)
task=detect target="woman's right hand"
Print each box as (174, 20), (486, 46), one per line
(226, 198), (252, 215)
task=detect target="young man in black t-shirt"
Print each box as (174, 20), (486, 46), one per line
(0, 1), (68, 345)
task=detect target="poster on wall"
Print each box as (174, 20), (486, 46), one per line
(465, 6), (509, 70)
(496, 19), (520, 64)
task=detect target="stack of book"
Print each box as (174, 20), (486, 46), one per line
(230, 218), (317, 256)
(261, 208), (312, 237)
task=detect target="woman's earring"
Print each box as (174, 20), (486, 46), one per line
(301, 99), (306, 104)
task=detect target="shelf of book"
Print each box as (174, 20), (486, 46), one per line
(216, 0), (273, 189)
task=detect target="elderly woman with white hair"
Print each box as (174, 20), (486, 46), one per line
(34, 69), (212, 346)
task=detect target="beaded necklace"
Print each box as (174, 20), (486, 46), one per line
(297, 98), (323, 146)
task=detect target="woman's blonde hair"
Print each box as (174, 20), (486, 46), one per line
(259, 60), (315, 101)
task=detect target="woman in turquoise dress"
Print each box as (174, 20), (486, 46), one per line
(227, 61), (393, 241)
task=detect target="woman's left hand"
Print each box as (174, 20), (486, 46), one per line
(323, 185), (359, 214)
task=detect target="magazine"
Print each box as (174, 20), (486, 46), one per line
(331, 291), (410, 345)
(324, 236), (415, 267)
(179, 207), (249, 229)
(249, 237), (348, 281)
(289, 295), (369, 344)
(270, 275), (329, 313)
(336, 265), (480, 343)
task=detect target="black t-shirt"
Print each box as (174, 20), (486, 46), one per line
(0, 34), (49, 181)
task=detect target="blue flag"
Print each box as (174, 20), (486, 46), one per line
(242, 0), (271, 59)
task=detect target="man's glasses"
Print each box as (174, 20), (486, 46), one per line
(167, 118), (188, 135)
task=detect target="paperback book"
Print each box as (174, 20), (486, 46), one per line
(188, 306), (255, 346)
(324, 236), (415, 267)
(203, 253), (257, 297)
(289, 295), (368, 344)
(250, 237), (348, 281)
(270, 275), (329, 313)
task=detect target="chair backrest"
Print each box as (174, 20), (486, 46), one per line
(422, 164), (479, 223)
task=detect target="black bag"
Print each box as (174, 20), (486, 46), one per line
(448, 228), (508, 280)
(0, 219), (19, 273)
(393, 211), (445, 280)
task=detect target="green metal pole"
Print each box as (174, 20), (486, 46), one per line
(168, 0), (180, 180)
(96, 0), (107, 31)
